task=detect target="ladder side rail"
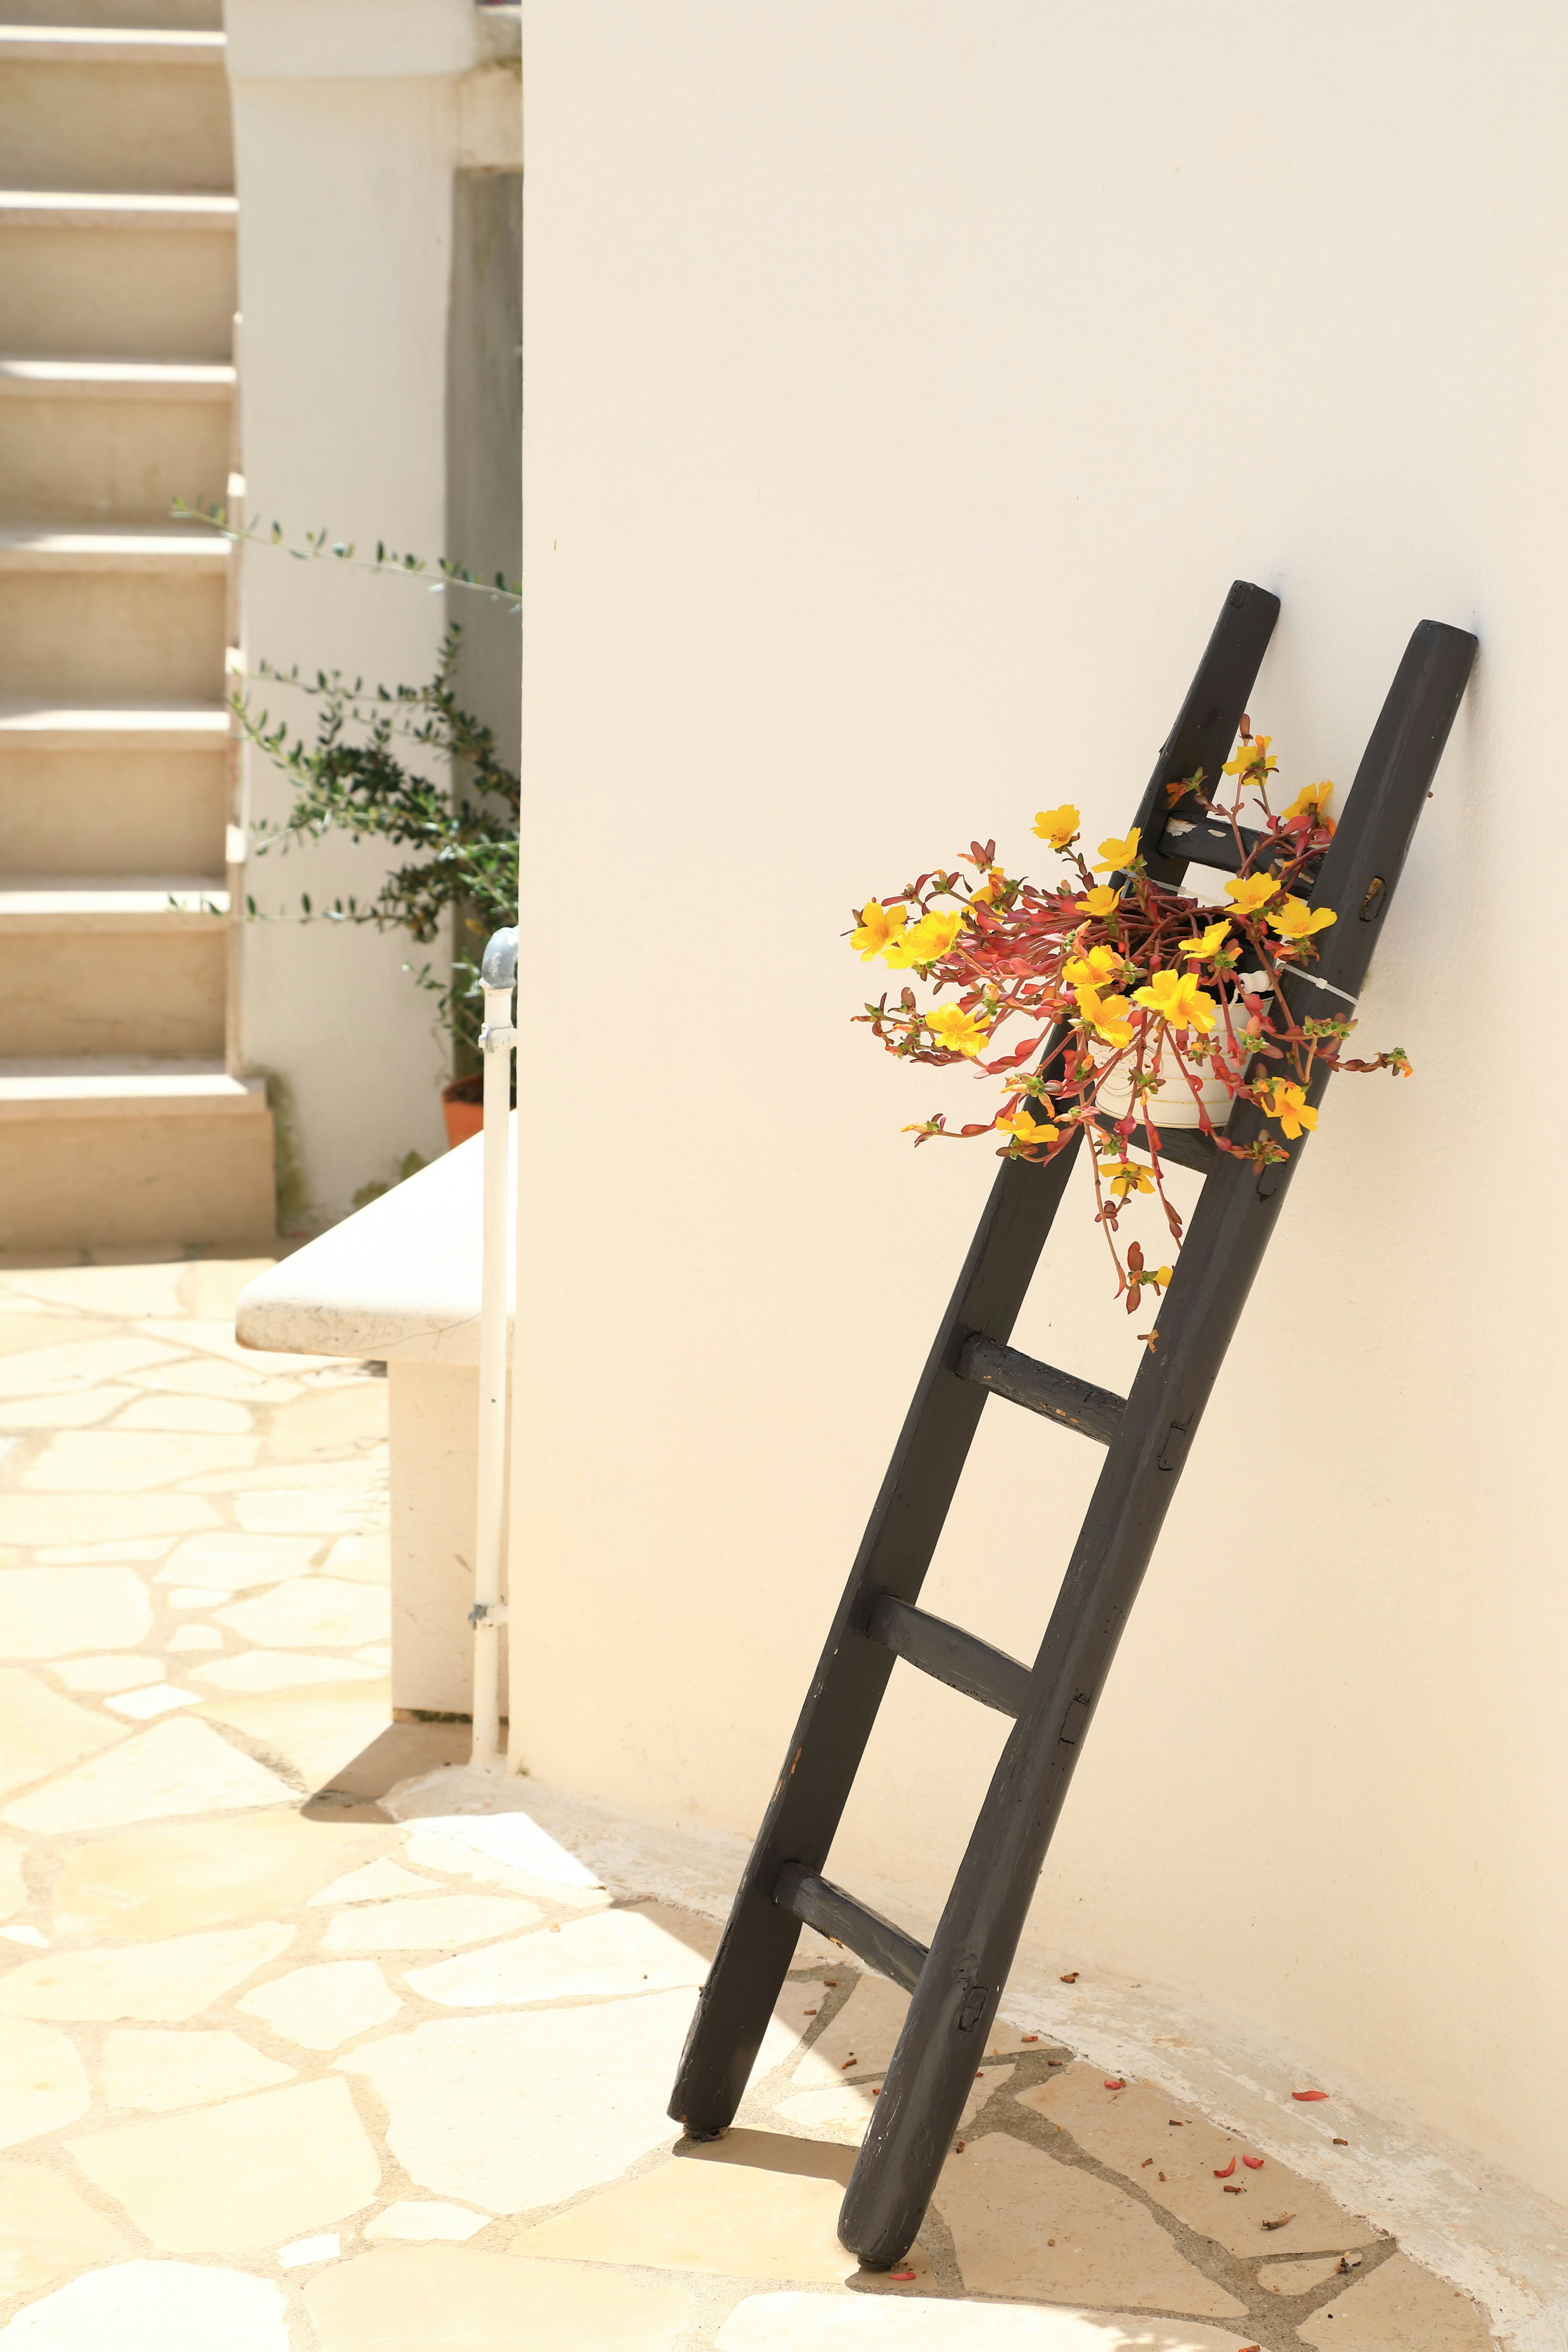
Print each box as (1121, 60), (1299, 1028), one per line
(837, 617), (1478, 2267)
(668, 1124), (1084, 2132)
(667, 581), (1281, 2137)
(1129, 580), (1281, 884)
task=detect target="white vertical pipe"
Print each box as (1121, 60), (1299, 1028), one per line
(470, 926), (517, 1768)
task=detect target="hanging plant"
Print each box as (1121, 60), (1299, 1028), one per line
(851, 724), (1411, 1314)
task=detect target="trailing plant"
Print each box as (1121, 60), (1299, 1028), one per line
(174, 497), (521, 611)
(851, 724), (1410, 1319)
(234, 626), (519, 1064)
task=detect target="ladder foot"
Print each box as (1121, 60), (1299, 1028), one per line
(840, 2220), (917, 2273)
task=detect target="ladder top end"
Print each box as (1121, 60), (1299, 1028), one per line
(1413, 617), (1480, 655)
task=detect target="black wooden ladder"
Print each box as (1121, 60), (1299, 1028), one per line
(668, 582), (1477, 2270)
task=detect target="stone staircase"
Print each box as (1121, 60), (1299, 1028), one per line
(0, 1), (275, 1251)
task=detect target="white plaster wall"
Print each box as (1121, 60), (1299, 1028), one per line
(390, 1360), (512, 1719)
(226, 2), (520, 1223)
(511, 0), (1568, 2217)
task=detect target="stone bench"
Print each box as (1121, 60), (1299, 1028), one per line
(235, 1128), (509, 1722)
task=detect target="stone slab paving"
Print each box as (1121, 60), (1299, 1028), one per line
(0, 1252), (1503, 2349)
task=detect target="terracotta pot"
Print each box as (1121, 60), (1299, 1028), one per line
(441, 1076), (485, 1149)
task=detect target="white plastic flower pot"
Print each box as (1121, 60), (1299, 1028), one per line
(1092, 1007), (1255, 1131)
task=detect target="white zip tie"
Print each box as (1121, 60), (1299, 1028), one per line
(1285, 967), (1359, 1011)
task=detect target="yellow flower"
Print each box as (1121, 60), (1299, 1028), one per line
(1098, 1156), (1154, 1199)
(1185, 918), (1231, 961)
(1090, 826), (1140, 875)
(1224, 872), (1281, 918)
(1222, 731), (1278, 780)
(969, 866), (1007, 909)
(891, 906), (965, 966)
(926, 1002), (991, 1057)
(1267, 895), (1337, 942)
(1152, 1264), (1173, 1289)
(997, 1105), (1059, 1152)
(1257, 1078), (1318, 1139)
(1077, 885), (1119, 918)
(1131, 968), (1217, 1032)
(851, 899), (909, 961)
(1075, 986), (1135, 1048)
(1282, 781), (1334, 825)
(1063, 944), (1125, 990)
(1032, 804), (1080, 850)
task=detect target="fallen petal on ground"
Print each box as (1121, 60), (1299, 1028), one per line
(933, 2136), (1245, 2316)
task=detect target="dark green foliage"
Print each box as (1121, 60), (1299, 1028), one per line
(235, 626), (519, 1061)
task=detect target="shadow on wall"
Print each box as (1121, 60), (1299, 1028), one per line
(445, 165), (522, 1093)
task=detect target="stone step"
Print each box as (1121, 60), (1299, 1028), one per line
(0, 526), (227, 701)
(0, 520), (228, 566)
(0, 29), (232, 195)
(0, 1058), (275, 1250)
(0, 696), (229, 873)
(0, 1052), (259, 1116)
(0, 357), (232, 521)
(0, 29), (252, 1249)
(0, 192), (235, 359)
(0, 3), (221, 26)
(0, 27), (226, 63)
(0, 189), (236, 227)
(0, 874), (228, 927)
(0, 693), (229, 746)
(0, 357), (232, 391)
(0, 886), (227, 1056)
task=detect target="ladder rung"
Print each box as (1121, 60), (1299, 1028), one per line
(1129, 1121), (1224, 1174)
(773, 1863), (928, 1995)
(1157, 814), (1265, 872)
(957, 1334), (1125, 1445)
(867, 1590), (1031, 1719)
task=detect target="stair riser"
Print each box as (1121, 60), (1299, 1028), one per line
(0, 60), (232, 193)
(0, 927), (225, 1055)
(0, 570), (226, 701)
(0, 224), (234, 360)
(0, 1108), (274, 1249)
(0, 746), (227, 874)
(0, 395), (231, 523)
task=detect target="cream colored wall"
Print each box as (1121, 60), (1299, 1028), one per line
(511, 2), (1568, 2217)
(389, 1361), (481, 1718)
(224, 2), (520, 1222)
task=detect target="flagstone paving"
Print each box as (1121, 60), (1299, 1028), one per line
(0, 1252), (1503, 2350)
